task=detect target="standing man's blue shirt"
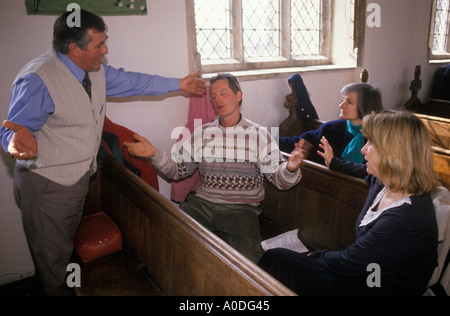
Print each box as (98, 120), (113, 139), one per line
(0, 51), (180, 152)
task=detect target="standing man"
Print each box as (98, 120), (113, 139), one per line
(0, 9), (206, 296)
(125, 73), (304, 263)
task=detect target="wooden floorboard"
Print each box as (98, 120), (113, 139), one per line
(73, 249), (163, 296)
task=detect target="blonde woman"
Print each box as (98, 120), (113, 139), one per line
(259, 111), (440, 296)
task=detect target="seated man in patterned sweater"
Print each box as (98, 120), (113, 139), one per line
(125, 73), (304, 262)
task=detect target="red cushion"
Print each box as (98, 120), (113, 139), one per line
(74, 212), (122, 263)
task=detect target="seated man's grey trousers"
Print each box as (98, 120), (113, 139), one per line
(182, 195), (262, 263)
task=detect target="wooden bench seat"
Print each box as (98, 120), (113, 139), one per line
(79, 156), (295, 296)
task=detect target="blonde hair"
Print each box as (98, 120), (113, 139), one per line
(362, 111), (439, 195)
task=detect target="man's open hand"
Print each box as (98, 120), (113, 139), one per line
(3, 120), (38, 160)
(180, 70), (207, 96)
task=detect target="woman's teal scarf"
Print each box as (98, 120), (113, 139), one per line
(341, 120), (364, 164)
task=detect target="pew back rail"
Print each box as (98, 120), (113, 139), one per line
(100, 156), (295, 296)
(415, 113), (450, 191)
(261, 160), (369, 251)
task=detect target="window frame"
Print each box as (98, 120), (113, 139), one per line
(429, 0), (450, 61)
(186, 0), (365, 77)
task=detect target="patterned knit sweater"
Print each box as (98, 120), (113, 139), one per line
(150, 116), (302, 205)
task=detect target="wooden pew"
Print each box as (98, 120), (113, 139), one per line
(417, 99), (450, 119)
(97, 156), (295, 296)
(405, 64), (449, 119)
(261, 160), (368, 251)
(415, 113), (450, 191)
(415, 114), (450, 149)
(433, 149), (450, 191)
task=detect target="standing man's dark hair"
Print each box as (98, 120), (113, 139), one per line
(53, 9), (107, 54)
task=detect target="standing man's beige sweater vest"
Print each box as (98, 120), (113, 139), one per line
(14, 50), (106, 186)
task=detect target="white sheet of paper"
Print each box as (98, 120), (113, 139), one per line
(261, 229), (309, 254)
